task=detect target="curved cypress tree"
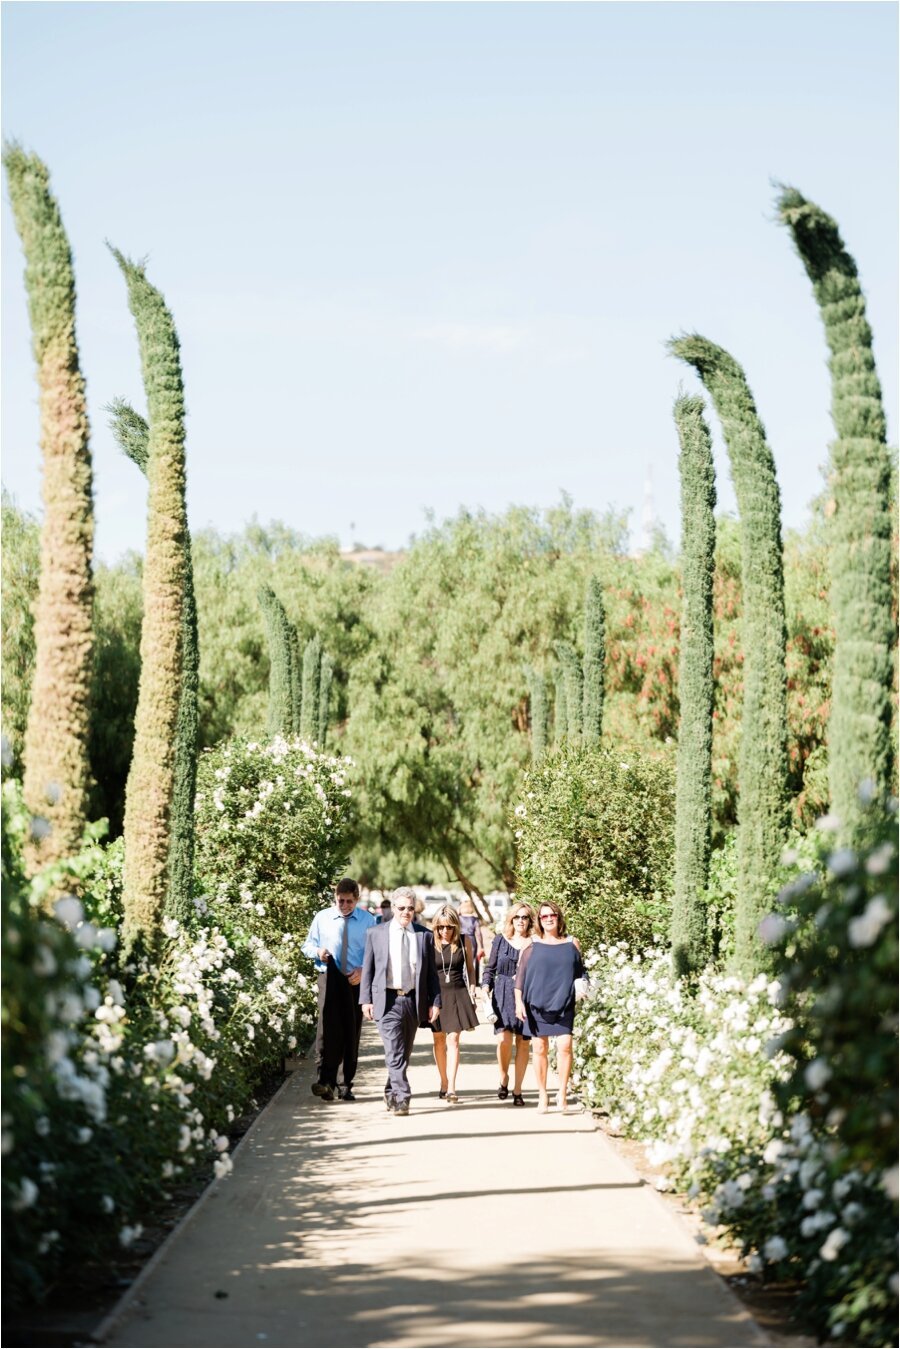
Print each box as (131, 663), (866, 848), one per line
(111, 249), (187, 954)
(108, 398), (198, 922)
(582, 576), (606, 744)
(669, 335), (789, 972)
(554, 641), (583, 744)
(258, 586), (294, 736)
(300, 634), (322, 742)
(5, 145), (94, 873)
(670, 395), (716, 974)
(777, 187), (895, 825)
(318, 650), (333, 746)
(526, 666), (549, 760)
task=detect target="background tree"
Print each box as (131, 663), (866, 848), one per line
(111, 249), (188, 953)
(1, 492), (40, 778)
(554, 641), (583, 743)
(257, 584), (294, 736)
(582, 575), (606, 744)
(108, 398), (198, 920)
(526, 666), (549, 760)
(777, 187), (895, 827)
(670, 395), (716, 974)
(318, 650), (333, 746)
(300, 634), (322, 742)
(670, 335), (789, 971)
(4, 145), (94, 872)
(288, 623), (303, 733)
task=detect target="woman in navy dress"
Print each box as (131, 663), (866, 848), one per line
(514, 900), (583, 1113)
(481, 902), (535, 1106)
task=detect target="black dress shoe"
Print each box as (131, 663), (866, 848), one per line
(338, 1087), (356, 1102)
(391, 1100), (409, 1116)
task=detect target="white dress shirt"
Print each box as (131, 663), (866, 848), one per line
(388, 921), (418, 989)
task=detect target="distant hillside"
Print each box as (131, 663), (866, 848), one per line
(340, 546), (404, 574)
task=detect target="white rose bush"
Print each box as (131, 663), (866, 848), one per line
(570, 795), (898, 1348)
(2, 736), (353, 1303)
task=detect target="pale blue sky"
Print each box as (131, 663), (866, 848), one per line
(3, 2), (897, 561)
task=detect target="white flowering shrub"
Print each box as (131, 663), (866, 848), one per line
(194, 734), (354, 945)
(574, 799), (898, 1347)
(2, 739), (354, 1304)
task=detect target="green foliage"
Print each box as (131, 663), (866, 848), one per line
(88, 559), (143, 839)
(5, 144), (94, 869)
(554, 640), (583, 743)
(670, 336), (789, 973)
(778, 187), (895, 830)
(513, 743), (675, 948)
(526, 666), (549, 760)
(671, 395), (716, 973)
(769, 797), (898, 1177)
(107, 259), (193, 945)
(193, 734), (354, 941)
(318, 650), (333, 746)
(553, 664), (568, 746)
(581, 575), (606, 744)
(300, 634), (322, 742)
(257, 585), (294, 736)
(0, 491), (40, 777)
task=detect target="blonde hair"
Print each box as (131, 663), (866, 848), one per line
(503, 902), (536, 940)
(432, 905), (462, 950)
(459, 898), (475, 915)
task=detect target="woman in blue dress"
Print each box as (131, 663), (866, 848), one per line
(514, 900), (583, 1113)
(481, 902), (535, 1107)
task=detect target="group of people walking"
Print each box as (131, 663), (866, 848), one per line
(302, 882), (584, 1115)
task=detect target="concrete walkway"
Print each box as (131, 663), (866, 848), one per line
(99, 1024), (769, 1348)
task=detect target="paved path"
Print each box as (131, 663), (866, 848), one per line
(99, 1024), (769, 1348)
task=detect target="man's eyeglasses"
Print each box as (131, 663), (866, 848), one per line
(336, 896), (357, 904)
(394, 906), (415, 913)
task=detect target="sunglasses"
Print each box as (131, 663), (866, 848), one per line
(336, 897), (357, 904)
(539, 912), (558, 921)
(394, 906), (415, 913)
(436, 923), (455, 930)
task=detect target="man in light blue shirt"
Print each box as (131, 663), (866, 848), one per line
(302, 878), (375, 1102)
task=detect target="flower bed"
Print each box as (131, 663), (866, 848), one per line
(2, 736), (353, 1304)
(574, 801), (897, 1348)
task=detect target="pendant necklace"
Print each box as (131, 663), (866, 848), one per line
(440, 943), (452, 984)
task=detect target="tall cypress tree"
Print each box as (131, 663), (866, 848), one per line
(258, 586), (294, 736)
(301, 634), (322, 742)
(582, 576), (606, 745)
(111, 250), (188, 955)
(318, 650), (333, 746)
(554, 641), (583, 744)
(526, 666), (549, 760)
(5, 145), (94, 874)
(108, 398), (198, 923)
(669, 335), (788, 972)
(670, 395), (716, 974)
(553, 666), (568, 746)
(288, 623), (303, 734)
(778, 187), (895, 826)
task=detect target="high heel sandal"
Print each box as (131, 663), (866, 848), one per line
(446, 1092), (459, 1105)
(497, 1079), (510, 1100)
(512, 1093), (525, 1107)
(537, 1091), (549, 1114)
(438, 1089), (447, 1099)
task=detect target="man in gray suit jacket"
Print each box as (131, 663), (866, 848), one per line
(360, 887), (440, 1115)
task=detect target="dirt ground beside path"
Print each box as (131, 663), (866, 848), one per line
(94, 1022), (774, 1348)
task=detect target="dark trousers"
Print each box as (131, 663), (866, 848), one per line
(377, 990), (419, 1106)
(314, 969), (327, 1074)
(320, 961), (364, 1090)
